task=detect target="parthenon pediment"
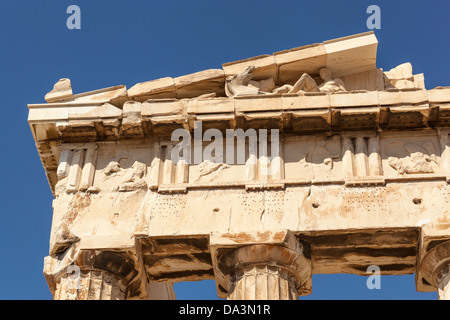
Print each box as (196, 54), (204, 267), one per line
(42, 31), (423, 105)
(29, 31), (450, 300)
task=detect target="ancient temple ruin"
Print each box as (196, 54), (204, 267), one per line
(29, 31), (450, 300)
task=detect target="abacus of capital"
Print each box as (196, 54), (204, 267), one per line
(29, 32), (450, 300)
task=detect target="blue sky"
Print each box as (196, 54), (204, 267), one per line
(0, 0), (448, 300)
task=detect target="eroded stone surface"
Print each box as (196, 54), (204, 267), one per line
(45, 78), (73, 103)
(29, 31), (450, 300)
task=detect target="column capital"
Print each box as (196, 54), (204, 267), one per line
(43, 235), (148, 300)
(420, 240), (450, 294)
(210, 230), (312, 299)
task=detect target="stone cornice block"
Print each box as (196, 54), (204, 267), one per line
(68, 103), (123, 120)
(234, 95), (282, 112)
(291, 109), (330, 117)
(222, 54), (277, 82)
(193, 113), (235, 123)
(174, 69), (224, 87)
(186, 98), (234, 114)
(330, 90), (379, 108)
(149, 115), (187, 125)
(428, 87), (450, 103)
(282, 93), (330, 110)
(242, 111), (283, 120)
(128, 77), (176, 102)
(123, 101), (142, 117)
(438, 103), (450, 111)
(324, 31), (378, 78)
(174, 69), (225, 99)
(274, 43), (327, 85)
(274, 43), (325, 66)
(339, 106), (380, 115)
(389, 104), (430, 113)
(378, 89), (428, 105)
(74, 85), (129, 108)
(28, 104), (69, 122)
(141, 99), (185, 117)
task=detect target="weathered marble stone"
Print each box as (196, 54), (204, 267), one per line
(29, 31), (450, 300)
(45, 78), (73, 103)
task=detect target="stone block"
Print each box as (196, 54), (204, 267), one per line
(223, 55), (277, 81)
(45, 78), (73, 103)
(128, 77), (176, 102)
(28, 105), (68, 122)
(324, 31), (378, 78)
(340, 68), (385, 91)
(234, 95), (282, 112)
(282, 93), (330, 110)
(123, 101), (142, 117)
(68, 103), (122, 120)
(142, 99), (185, 117)
(384, 63), (414, 81)
(428, 87), (450, 103)
(187, 98), (234, 114)
(174, 69), (225, 99)
(378, 89), (429, 105)
(274, 43), (327, 85)
(330, 91), (379, 107)
(74, 85), (129, 108)
(413, 74), (426, 89)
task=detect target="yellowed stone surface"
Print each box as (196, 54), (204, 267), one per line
(29, 31), (450, 300)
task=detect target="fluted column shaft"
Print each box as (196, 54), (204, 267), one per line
(54, 269), (126, 300)
(228, 265), (298, 300)
(216, 242), (311, 300)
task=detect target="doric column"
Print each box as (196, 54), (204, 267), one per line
(226, 248), (301, 300)
(44, 237), (149, 300)
(210, 231), (312, 300)
(420, 240), (450, 300)
(228, 265), (297, 300)
(54, 268), (126, 300)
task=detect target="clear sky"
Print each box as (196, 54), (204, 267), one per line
(0, 0), (448, 300)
